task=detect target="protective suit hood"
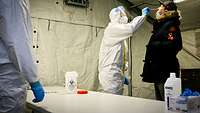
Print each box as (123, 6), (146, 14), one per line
(109, 6), (128, 24)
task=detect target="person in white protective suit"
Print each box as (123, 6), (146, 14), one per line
(0, 0), (45, 113)
(98, 6), (150, 95)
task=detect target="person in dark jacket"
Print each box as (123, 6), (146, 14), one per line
(141, 1), (182, 101)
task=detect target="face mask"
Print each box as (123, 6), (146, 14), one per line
(155, 11), (166, 20)
(119, 16), (128, 24)
(155, 5), (166, 20)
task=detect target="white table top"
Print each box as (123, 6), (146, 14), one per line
(26, 87), (177, 113)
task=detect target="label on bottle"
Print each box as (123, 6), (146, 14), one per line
(65, 71), (78, 94)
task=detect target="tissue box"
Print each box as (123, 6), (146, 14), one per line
(168, 96), (200, 113)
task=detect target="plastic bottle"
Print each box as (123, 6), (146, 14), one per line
(164, 73), (181, 111)
(65, 71), (78, 94)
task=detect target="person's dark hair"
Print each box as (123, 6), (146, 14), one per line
(162, 1), (177, 11)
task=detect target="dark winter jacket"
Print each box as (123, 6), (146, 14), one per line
(141, 18), (182, 83)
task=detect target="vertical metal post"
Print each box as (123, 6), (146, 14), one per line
(128, 37), (133, 96)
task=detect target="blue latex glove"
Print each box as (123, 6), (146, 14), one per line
(181, 88), (200, 96)
(142, 7), (150, 16)
(181, 88), (193, 96)
(30, 81), (45, 103)
(124, 76), (129, 85)
(192, 91), (200, 96)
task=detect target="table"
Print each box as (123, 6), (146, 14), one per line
(26, 87), (177, 113)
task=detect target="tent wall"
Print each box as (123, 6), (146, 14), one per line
(129, 21), (155, 99)
(30, 0), (120, 91)
(178, 29), (200, 68)
(30, 0), (200, 99)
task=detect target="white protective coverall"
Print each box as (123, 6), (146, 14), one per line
(99, 7), (146, 95)
(0, 0), (38, 112)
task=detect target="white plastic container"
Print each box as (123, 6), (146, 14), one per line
(164, 73), (181, 111)
(65, 71), (78, 94)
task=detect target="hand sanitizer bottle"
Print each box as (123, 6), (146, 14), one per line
(164, 73), (181, 111)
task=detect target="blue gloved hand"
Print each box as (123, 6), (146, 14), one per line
(124, 76), (129, 85)
(142, 7), (150, 16)
(30, 81), (45, 103)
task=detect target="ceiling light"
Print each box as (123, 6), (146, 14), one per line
(174, 0), (186, 3)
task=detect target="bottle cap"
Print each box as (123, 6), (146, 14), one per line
(170, 73), (176, 78)
(77, 90), (88, 94)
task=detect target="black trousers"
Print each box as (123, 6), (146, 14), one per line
(154, 83), (164, 101)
